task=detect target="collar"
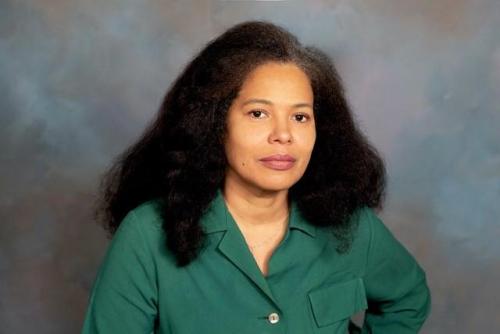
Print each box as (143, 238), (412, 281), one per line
(202, 188), (316, 238)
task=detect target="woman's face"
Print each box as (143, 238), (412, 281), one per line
(224, 61), (316, 193)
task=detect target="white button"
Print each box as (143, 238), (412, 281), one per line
(268, 312), (280, 324)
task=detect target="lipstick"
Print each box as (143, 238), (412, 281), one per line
(259, 154), (296, 171)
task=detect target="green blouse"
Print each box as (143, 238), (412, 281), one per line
(82, 189), (431, 333)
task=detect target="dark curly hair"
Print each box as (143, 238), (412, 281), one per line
(93, 20), (386, 267)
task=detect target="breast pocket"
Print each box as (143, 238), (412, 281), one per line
(308, 277), (367, 332)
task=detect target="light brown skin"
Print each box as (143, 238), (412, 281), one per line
(222, 61), (316, 275)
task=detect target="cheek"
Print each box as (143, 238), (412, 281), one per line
(308, 135), (316, 152)
(224, 134), (252, 167)
(298, 129), (316, 150)
(227, 125), (262, 152)
(307, 127), (317, 147)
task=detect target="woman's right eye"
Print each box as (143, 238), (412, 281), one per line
(248, 110), (267, 118)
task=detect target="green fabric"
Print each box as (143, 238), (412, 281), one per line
(82, 188), (431, 333)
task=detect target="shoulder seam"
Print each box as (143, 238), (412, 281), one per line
(130, 210), (160, 294)
(362, 207), (375, 278)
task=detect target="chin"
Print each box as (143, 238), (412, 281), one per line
(253, 177), (299, 192)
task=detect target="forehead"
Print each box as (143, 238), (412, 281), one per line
(237, 62), (313, 100)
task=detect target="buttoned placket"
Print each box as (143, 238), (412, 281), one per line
(203, 189), (316, 332)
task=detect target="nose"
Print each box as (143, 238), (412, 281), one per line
(269, 116), (293, 144)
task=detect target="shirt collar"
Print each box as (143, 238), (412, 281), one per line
(202, 188), (316, 238)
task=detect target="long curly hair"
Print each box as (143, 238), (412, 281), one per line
(93, 20), (386, 267)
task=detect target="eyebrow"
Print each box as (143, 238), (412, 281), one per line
(241, 98), (313, 109)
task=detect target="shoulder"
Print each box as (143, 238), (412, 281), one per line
(350, 206), (400, 252)
(128, 199), (164, 227)
(347, 206), (378, 239)
(115, 199), (165, 244)
(343, 206), (387, 259)
(349, 206), (387, 237)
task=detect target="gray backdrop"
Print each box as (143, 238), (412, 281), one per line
(1, 0), (499, 333)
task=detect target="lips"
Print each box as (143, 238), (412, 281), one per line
(259, 154), (296, 171)
(259, 154), (296, 162)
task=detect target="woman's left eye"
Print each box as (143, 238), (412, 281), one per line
(294, 114), (310, 122)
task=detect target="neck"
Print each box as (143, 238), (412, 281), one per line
(221, 183), (290, 228)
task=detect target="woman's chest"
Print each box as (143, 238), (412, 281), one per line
(153, 231), (368, 334)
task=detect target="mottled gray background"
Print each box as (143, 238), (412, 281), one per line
(1, 0), (499, 333)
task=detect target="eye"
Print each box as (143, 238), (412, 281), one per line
(248, 110), (267, 119)
(294, 113), (311, 123)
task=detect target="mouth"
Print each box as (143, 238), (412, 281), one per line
(259, 154), (296, 162)
(258, 159), (296, 171)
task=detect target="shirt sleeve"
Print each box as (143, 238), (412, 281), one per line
(81, 210), (159, 334)
(360, 208), (432, 333)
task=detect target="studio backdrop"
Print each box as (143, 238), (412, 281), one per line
(1, 0), (499, 333)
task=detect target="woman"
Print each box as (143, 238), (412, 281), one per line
(82, 21), (431, 333)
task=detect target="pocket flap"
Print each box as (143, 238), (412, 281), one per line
(308, 277), (368, 327)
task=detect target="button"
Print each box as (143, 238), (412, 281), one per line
(268, 312), (280, 324)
